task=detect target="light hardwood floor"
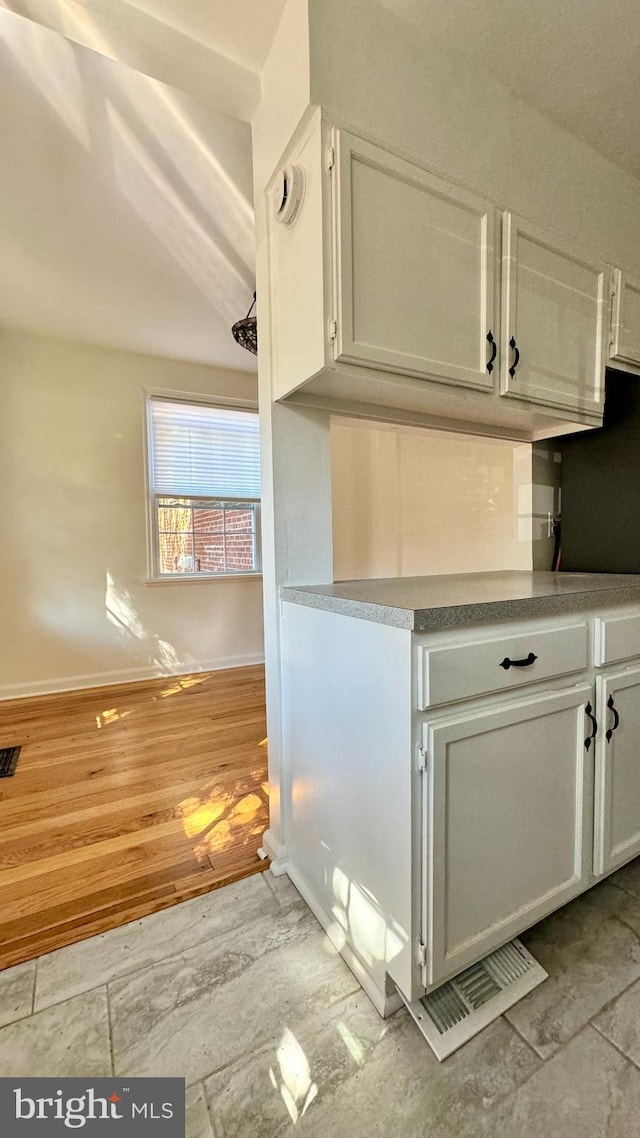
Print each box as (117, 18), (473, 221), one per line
(0, 666), (268, 970)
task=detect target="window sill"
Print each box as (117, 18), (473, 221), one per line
(143, 573), (263, 586)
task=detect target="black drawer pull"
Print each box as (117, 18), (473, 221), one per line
(499, 652), (537, 670)
(585, 702), (598, 751)
(606, 694), (620, 742)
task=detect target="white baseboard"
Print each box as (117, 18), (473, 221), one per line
(286, 862), (403, 1020)
(260, 828), (289, 875)
(0, 653), (265, 702)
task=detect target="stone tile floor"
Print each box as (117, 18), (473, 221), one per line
(3, 864), (640, 1136)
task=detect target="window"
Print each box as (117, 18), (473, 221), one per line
(146, 397), (261, 578)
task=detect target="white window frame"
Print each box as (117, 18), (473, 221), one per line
(143, 390), (262, 583)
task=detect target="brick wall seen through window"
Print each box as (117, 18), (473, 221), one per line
(157, 498), (258, 574)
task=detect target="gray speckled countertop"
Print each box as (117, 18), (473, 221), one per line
(281, 571), (640, 631)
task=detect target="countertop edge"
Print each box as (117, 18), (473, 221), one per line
(282, 588), (414, 628)
(281, 583), (640, 631)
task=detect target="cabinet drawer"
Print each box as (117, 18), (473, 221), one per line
(417, 623), (588, 709)
(595, 614), (640, 666)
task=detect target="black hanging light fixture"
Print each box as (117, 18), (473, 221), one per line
(231, 292), (258, 356)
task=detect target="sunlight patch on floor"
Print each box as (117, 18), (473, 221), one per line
(95, 708), (134, 729)
(272, 1029), (318, 1125)
(336, 1021), (366, 1067)
(177, 793), (233, 838)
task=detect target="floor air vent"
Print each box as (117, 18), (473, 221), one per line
(400, 938), (547, 1061)
(0, 746), (21, 778)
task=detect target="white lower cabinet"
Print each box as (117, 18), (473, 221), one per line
(594, 666), (640, 876)
(422, 685), (593, 988)
(282, 599), (640, 1018)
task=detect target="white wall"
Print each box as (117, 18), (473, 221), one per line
(332, 420), (532, 580)
(0, 330), (264, 698)
(252, 0), (333, 867)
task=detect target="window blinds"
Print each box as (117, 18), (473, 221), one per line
(149, 399), (261, 500)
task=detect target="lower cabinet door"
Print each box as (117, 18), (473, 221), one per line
(594, 667), (640, 876)
(422, 685), (593, 988)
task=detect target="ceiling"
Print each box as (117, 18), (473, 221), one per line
(381, 0), (640, 179)
(121, 0), (288, 73)
(0, 0), (288, 121)
(0, 5), (260, 368)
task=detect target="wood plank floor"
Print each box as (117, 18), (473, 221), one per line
(0, 666), (268, 970)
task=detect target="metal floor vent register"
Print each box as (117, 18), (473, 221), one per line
(0, 746), (21, 778)
(400, 939), (547, 1061)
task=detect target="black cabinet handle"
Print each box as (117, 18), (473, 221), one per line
(606, 694), (620, 743)
(509, 336), (520, 378)
(585, 702), (598, 751)
(499, 652), (537, 670)
(486, 331), (497, 374)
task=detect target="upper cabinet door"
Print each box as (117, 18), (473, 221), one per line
(500, 213), (607, 416)
(333, 131), (498, 392)
(610, 269), (640, 370)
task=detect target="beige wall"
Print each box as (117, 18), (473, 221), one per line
(331, 419), (532, 580)
(532, 441), (562, 572)
(0, 330), (264, 698)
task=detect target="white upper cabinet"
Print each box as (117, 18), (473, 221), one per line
(500, 213), (607, 417)
(267, 112), (612, 439)
(333, 131), (498, 392)
(610, 269), (640, 371)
